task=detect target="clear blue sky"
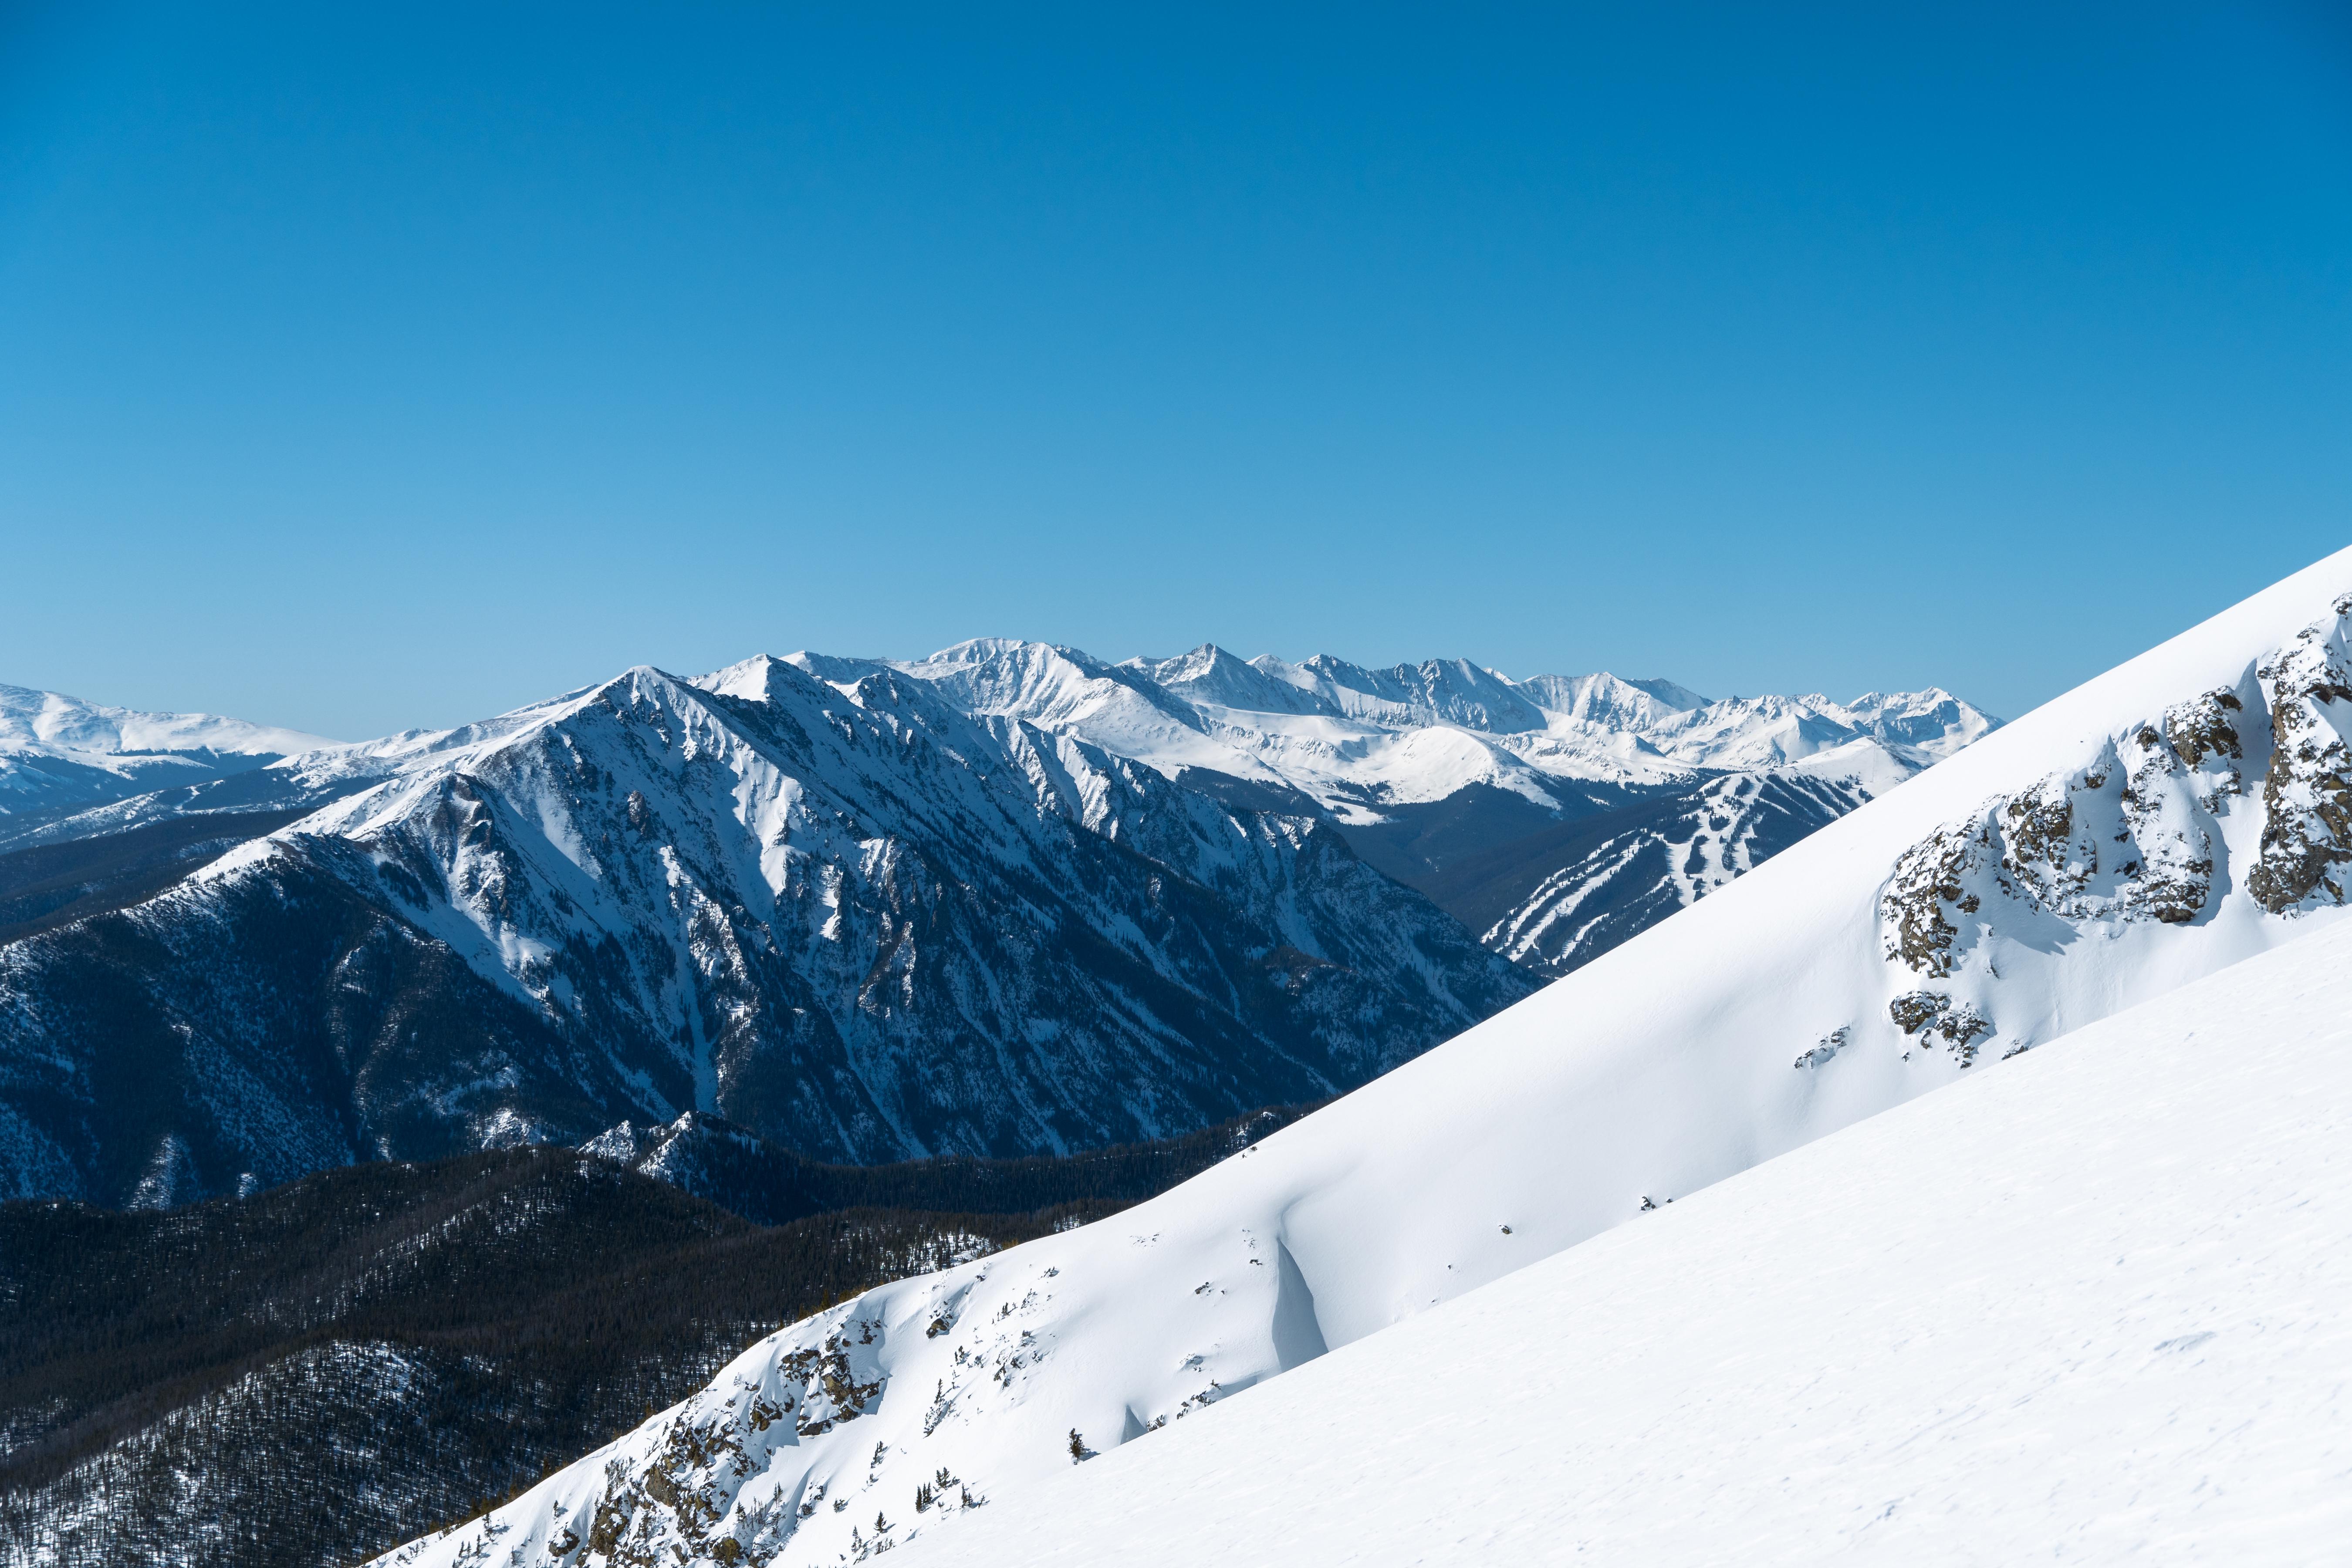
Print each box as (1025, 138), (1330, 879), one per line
(2, 3), (2346, 738)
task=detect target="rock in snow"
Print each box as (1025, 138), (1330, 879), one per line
(373, 550), (2352, 1568)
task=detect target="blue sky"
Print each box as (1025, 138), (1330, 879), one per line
(2, 2), (2347, 738)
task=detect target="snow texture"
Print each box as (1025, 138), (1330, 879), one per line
(903, 899), (2352, 1567)
(375, 550), (2352, 1568)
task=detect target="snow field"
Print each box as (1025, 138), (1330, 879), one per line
(905, 913), (2352, 1567)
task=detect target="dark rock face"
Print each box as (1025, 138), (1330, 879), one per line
(1886, 991), (1990, 1067)
(1884, 708), (2250, 980)
(1882, 597), (2352, 1001)
(2249, 599), (2352, 912)
(0, 662), (1535, 1205)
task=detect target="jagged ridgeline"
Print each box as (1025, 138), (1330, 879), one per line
(0, 658), (1534, 1206)
(0, 639), (1995, 1210)
(0, 1105), (1309, 1568)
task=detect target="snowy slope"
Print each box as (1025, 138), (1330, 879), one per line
(904, 909), (2352, 1567)
(373, 550), (2352, 1568)
(0, 684), (337, 828)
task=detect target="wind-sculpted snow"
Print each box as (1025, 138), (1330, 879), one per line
(377, 547), (2352, 1568)
(0, 656), (1532, 1201)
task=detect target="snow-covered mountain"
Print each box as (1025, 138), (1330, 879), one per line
(370, 549), (2352, 1568)
(0, 684), (337, 835)
(899, 899), (2352, 1567)
(890, 640), (1997, 974)
(0, 657), (1532, 1204)
(906, 638), (1991, 815)
(0, 644), (1988, 1203)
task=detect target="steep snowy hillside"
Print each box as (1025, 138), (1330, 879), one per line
(905, 910), (2352, 1567)
(0, 685), (336, 834)
(0, 1106), (1321, 1568)
(0, 658), (1529, 1204)
(372, 547), (2351, 1568)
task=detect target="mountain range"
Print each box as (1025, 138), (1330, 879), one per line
(0, 646), (1989, 1207)
(368, 549), (2352, 1568)
(0, 683), (332, 834)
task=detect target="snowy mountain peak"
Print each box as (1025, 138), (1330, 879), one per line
(862, 642), (1998, 820)
(1121, 645), (1333, 719)
(892, 639), (1208, 744)
(1512, 670), (1704, 730)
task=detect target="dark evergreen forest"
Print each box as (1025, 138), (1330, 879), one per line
(0, 1104), (1311, 1568)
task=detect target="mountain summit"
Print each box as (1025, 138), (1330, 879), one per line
(0, 658), (1531, 1203)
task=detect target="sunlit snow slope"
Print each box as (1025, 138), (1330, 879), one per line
(906, 908), (2352, 1567)
(376, 550), (2352, 1568)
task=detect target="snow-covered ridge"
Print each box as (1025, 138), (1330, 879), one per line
(888, 640), (1994, 819)
(901, 899), (2352, 1567)
(0, 683), (335, 760)
(0, 652), (1534, 1201)
(0, 637), (1984, 1204)
(375, 550), (2352, 1568)
(0, 683), (341, 825)
(4, 651), (1988, 845)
